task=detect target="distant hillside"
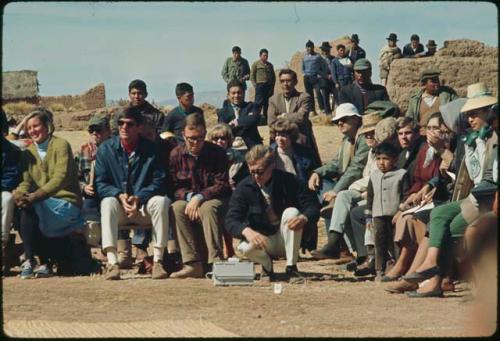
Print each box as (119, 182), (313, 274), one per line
(159, 90), (227, 107)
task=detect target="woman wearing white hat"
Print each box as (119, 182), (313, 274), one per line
(403, 82), (497, 298)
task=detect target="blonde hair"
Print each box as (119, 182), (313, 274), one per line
(245, 144), (274, 166)
(207, 123), (234, 145)
(25, 109), (55, 136)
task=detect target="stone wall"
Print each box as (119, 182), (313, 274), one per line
(387, 39), (498, 112)
(40, 83), (106, 110)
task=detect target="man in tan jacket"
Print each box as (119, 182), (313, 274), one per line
(267, 69), (321, 168)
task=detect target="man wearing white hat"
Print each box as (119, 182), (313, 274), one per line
(404, 82), (498, 297)
(308, 103), (369, 259)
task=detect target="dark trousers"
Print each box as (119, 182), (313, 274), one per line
(254, 83), (272, 120)
(19, 206), (72, 265)
(303, 75), (324, 112)
(373, 216), (396, 273)
(332, 78), (352, 108)
(350, 204), (368, 258)
(319, 79), (332, 114)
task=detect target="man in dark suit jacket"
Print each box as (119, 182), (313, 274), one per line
(339, 58), (389, 114)
(225, 145), (320, 282)
(402, 34), (425, 58)
(217, 80), (262, 149)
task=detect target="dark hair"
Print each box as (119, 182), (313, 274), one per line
(373, 142), (400, 158)
(396, 116), (418, 132)
(305, 40), (314, 48)
(270, 118), (299, 142)
(184, 113), (206, 131)
(117, 106), (144, 125)
(278, 68), (297, 82)
(175, 82), (193, 97)
(426, 111), (444, 126)
(227, 79), (245, 93)
(128, 79), (147, 95)
(259, 48), (268, 56)
(336, 44), (346, 51)
(232, 46), (241, 53)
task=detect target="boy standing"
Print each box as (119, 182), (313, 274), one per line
(365, 142), (409, 280)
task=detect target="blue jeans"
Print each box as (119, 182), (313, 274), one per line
(33, 197), (85, 238)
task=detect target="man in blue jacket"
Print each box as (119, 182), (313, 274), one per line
(95, 106), (171, 280)
(225, 145), (320, 282)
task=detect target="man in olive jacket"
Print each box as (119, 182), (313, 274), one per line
(405, 69), (458, 133)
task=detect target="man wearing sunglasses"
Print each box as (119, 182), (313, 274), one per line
(95, 107), (171, 280)
(225, 145), (320, 282)
(405, 69), (458, 135)
(169, 113), (232, 278)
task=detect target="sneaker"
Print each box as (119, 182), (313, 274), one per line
(20, 260), (35, 279)
(104, 263), (121, 280)
(34, 264), (53, 278)
(151, 261), (168, 280)
(285, 265), (305, 284)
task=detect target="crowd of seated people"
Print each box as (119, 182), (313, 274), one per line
(1, 40), (496, 301)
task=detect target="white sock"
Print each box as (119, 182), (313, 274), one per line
(153, 247), (164, 263)
(106, 248), (118, 265)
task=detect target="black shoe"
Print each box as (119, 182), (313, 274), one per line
(403, 266), (440, 283)
(354, 256), (375, 277)
(285, 265), (305, 284)
(260, 266), (275, 282)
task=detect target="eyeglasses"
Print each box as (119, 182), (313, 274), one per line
(211, 136), (228, 142)
(185, 135), (205, 143)
(118, 120), (137, 128)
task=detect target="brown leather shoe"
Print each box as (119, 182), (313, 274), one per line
(104, 264), (121, 280)
(152, 261), (168, 280)
(169, 262), (204, 279)
(385, 279), (418, 294)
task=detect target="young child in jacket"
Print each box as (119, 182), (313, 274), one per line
(365, 142), (410, 280)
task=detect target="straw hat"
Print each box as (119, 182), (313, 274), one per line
(359, 112), (382, 135)
(461, 82), (497, 113)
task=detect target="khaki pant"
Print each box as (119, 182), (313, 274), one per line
(238, 207), (303, 272)
(171, 198), (228, 264)
(100, 196), (170, 251)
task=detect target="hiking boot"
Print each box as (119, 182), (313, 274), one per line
(104, 263), (121, 280)
(169, 261), (204, 279)
(152, 261), (169, 280)
(117, 239), (133, 269)
(285, 265), (305, 284)
(34, 264), (54, 278)
(21, 260), (35, 279)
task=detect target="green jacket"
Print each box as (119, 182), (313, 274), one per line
(314, 133), (370, 193)
(221, 57), (250, 84)
(405, 86), (458, 123)
(250, 60), (276, 89)
(16, 135), (82, 207)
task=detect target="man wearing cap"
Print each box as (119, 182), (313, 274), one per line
(406, 69), (458, 134)
(95, 106), (171, 280)
(338, 58), (389, 114)
(162, 82), (204, 142)
(250, 48), (276, 120)
(331, 44), (354, 106)
(378, 33), (402, 86)
(311, 111), (381, 260)
(268, 68), (322, 168)
(347, 34), (366, 64)
(302, 40), (329, 116)
(319, 41), (334, 115)
(403, 34), (425, 58)
(111, 80), (164, 140)
(308, 103), (369, 252)
(221, 46), (251, 91)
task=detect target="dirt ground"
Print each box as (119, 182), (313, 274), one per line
(1, 126), (492, 337)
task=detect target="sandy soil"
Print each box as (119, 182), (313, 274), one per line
(2, 125), (483, 337)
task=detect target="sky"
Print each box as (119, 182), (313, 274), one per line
(2, 1), (498, 103)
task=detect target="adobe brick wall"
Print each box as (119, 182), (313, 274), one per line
(40, 83), (106, 110)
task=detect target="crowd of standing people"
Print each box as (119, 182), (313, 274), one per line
(1, 33), (497, 301)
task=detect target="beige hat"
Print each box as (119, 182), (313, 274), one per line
(160, 131), (176, 140)
(374, 117), (398, 143)
(359, 111), (382, 135)
(231, 136), (248, 150)
(461, 82), (497, 113)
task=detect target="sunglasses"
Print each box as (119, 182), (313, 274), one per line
(211, 136), (228, 142)
(117, 120), (137, 128)
(88, 127), (103, 134)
